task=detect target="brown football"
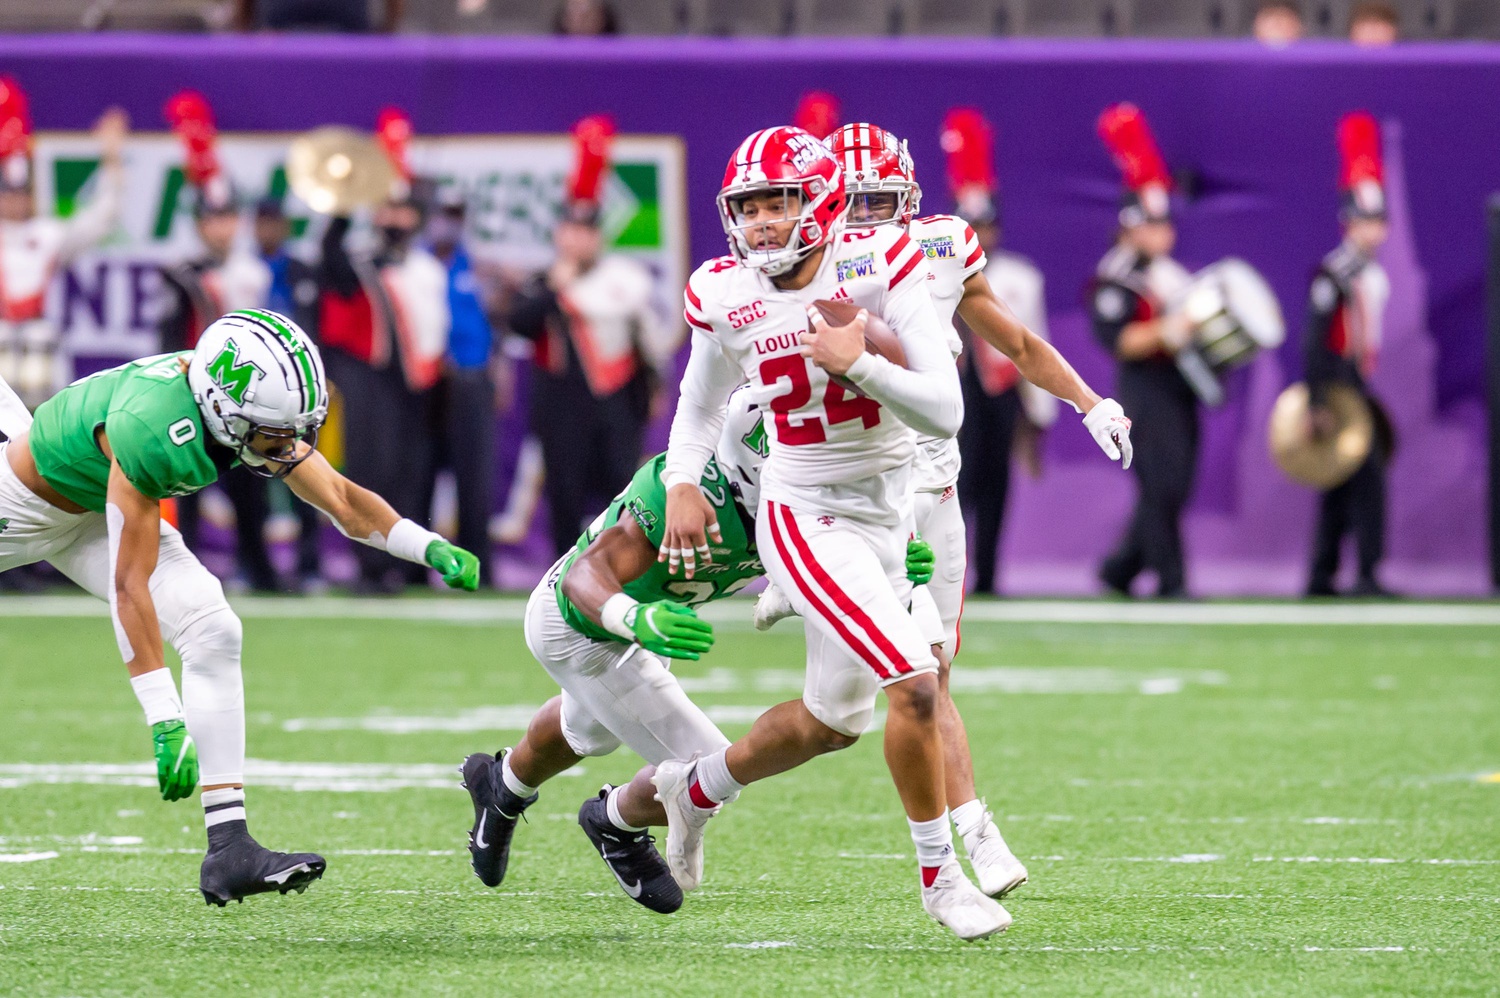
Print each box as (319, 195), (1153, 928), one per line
(810, 298), (908, 369)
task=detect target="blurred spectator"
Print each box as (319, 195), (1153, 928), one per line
(317, 183), (449, 593)
(254, 195), (325, 590)
(554, 0), (618, 35)
(510, 202), (673, 558)
(1349, 2), (1399, 46)
(158, 183), (283, 591)
(235, 0), (403, 32)
(957, 206), (1058, 597)
(426, 188), (498, 588)
(1253, 1), (1304, 44)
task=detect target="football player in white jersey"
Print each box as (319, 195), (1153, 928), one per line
(654, 125), (1008, 940)
(751, 122), (1133, 897)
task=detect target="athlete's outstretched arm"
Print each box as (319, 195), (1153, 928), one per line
(103, 448), (200, 802)
(562, 517), (715, 660)
(957, 271), (1101, 416)
(287, 450), (480, 590)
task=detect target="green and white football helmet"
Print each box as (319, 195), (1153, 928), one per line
(187, 309), (329, 479)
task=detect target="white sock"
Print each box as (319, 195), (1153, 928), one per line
(909, 812), (955, 877)
(499, 752), (537, 798)
(605, 786), (646, 833)
(951, 798), (988, 840)
(692, 749), (744, 806)
(202, 787), (246, 829)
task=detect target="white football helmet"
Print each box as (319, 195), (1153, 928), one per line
(715, 386), (768, 515)
(187, 309), (328, 479)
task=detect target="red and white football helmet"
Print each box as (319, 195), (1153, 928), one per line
(718, 126), (846, 276)
(827, 123), (921, 229)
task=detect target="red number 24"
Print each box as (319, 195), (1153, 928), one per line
(759, 354), (881, 446)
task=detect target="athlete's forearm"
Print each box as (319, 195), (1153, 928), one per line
(560, 524), (656, 626)
(961, 285), (1100, 415)
(663, 329), (738, 488)
(103, 491), (166, 676)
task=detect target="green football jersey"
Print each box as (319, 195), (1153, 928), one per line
(29, 353), (224, 513)
(557, 452), (763, 643)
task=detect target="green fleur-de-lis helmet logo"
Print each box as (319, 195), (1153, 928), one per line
(206, 338), (265, 406)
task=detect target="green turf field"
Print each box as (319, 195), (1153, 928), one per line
(0, 596), (1497, 996)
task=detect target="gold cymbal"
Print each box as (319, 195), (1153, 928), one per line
(1267, 382), (1374, 490)
(285, 126), (394, 215)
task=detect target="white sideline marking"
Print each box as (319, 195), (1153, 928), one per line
(282, 705), (786, 734)
(1, 594), (1497, 626)
(0, 852), (57, 863)
(725, 941), (796, 950)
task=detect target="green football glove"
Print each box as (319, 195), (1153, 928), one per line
(151, 719), (199, 802)
(425, 539), (481, 591)
(627, 601), (716, 660)
(906, 535), (935, 587)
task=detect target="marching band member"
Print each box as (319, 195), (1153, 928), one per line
(0, 78), (126, 410)
(509, 115), (674, 557)
(317, 107), (449, 592)
(1304, 112), (1393, 597)
(1091, 103), (1196, 599)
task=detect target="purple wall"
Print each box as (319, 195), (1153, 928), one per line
(3, 34), (1494, 594)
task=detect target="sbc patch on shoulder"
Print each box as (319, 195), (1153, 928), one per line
(836, 253), (876, 282)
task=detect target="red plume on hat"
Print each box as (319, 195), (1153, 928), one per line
(1336, 110), (1387, 221)
(1098, 102), (1170, 193)
(567, 113), (616, 218)
(165, 90), (221, 188)
(376, 106), (414, 183)
(1098, 102), (1171, 224)
(940, 108), (996, 222)
(793, 92), (840, 141)
(0, 76), (32, 191)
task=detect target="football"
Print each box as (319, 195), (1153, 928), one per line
(810, 298), (908, 369)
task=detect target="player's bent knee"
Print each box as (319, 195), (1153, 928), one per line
(885, 672), (939, 724)
(175, 602), (243, 673)
(802, 693), (874, 741)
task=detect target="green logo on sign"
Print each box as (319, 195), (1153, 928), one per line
(0, 518), (9, 534)
(207, 338), (264, 405)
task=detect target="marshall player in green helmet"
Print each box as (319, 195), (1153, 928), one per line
(0, 308), (480, 906)
(460, 390), (936, 914)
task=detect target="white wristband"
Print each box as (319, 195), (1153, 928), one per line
(663, 472), (698, 491)
(130, 668), (184, 726)
(600, 593), (640, 642)
(386, 518), (444, 566)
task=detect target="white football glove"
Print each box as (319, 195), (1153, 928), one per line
(1083, 398), (1134, 470)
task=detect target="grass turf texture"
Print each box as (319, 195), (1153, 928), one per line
(0, 599), (1496, 995)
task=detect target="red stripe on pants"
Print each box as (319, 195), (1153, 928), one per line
(775, 502), (912, 676)
(767, 502), (891, 680)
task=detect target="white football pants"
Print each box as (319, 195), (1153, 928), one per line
(0, 442), (246, 786)
(757, 499), (938, 738)
(523, 560), (729, 765)
(913, 485), (968, 654)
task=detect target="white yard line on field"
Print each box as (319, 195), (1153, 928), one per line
(1, 594), (1497, 625)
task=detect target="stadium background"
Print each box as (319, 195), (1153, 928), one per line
(0, 32), (1493, 594)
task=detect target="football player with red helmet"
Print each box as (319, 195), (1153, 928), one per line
(747, 122), (1132, 900)
(642, 126), (1008, 940)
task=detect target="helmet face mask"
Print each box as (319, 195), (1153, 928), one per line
(718, 127), (846, 277)
(828, 123), (921, 230)
(187, 309), (328, 478)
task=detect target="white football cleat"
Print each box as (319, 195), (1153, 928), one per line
(651, 758), (717, 892)
(963, 814), (1029, 898)
(753, 582), (797, 632)
(921, 860), (1012, 941)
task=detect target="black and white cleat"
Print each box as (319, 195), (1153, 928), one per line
(577, 787), (683, 914)
(199, 828), (325, 907)
(461, 751), (535, 888)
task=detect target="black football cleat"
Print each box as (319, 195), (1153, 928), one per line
(577, 787), (683, 914)
(199, 826), (325, 907)
(460, 751), (536, 887)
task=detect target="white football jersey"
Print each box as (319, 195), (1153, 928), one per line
(907, 214), (986, 492)
(671, 224), (960, 525)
